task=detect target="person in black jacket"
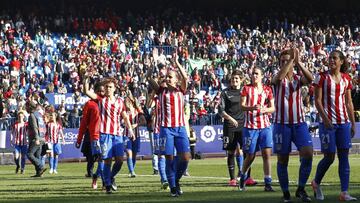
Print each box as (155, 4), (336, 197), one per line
(27, 101), (47, 177)
(218, 70), (256, 187)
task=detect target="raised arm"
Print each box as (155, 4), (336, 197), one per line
(295, 48), (314, 85)
(175, 54), (188, 92)
(83, 77), (97, 100)
(271, 49), (295, 85)
(145, 63), (160, 92)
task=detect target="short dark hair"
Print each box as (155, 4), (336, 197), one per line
(94, 81), (104, 92)
(231, 69), (243, 77)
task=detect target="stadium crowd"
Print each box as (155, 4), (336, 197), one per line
(3, 0), (360, 201)
(0, 2), (360, 130)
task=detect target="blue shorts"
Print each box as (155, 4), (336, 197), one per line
(319, 123), (352, 153)
(242, 126), (273, 154)
(53, 143), (62, 155)
(153, 133), (161, 155)
(14, 145), (28, 154)
(273, 123), (313, 154)
(160, 126), (190, 156)
(100, 133), (124, 159)
(124, 136), (141, 153)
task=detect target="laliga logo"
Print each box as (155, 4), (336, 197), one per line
(200, 126), (216, 143)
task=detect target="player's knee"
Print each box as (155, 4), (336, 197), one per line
(227, 151), (235, 158)
(277, 155), (289, 165)
(165, 155), (174, 160)
(246, 153), (256, 161)
(180, 152), (191, 161)
(323, 153), (335, 164)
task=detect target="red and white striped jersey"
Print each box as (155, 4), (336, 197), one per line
(46, 122), (63, 144)
(124, 110), (139, 137)
(153, 96), (161, 134)
(11, 122), (28, 146)
(98, 96), (126, 136)
(158, 87), (185, 128)
(273, 74), (305, 124)
(241, 85), (273, 129)
(313, 72), (352, 124)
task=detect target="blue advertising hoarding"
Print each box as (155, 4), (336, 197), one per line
(2, 123), (360, 160)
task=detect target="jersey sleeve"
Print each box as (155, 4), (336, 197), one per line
(240, 86), (248, 97)
(77, 102), (89, 144)
(313, 73), (324, 88)
(266, 86), (273, 100)
(344, 73), (353, 90)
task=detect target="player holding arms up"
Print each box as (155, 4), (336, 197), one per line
(11, 111), (28, 174)
(239, 67), (275, 192)
(76, 81), (105, 189)
(147, 50), (190, 197)
(272, 48), (314, 203)
(83, 77), (135, 194)
(312, 50), (357, 201)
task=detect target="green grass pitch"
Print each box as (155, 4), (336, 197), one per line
(0, 155), (359, 202)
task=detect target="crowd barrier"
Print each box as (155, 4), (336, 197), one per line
(1, 123), (360, 160)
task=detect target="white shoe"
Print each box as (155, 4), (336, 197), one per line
(49, 169), (54, 174)
(311, 180), (324, 200)
(339, 192), (357, 201)
(53, 170), (58, 174)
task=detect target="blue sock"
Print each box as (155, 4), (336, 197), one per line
(236, 154), (244, 172)
(103, 163), (111, 186)
(264, 176), (272, 185)
(54, 157), (58, 170)
(21, 156), (26, 170)
(127, 157), (134, 173)
(49, 157), (54, 170)
(132, 157), (137, 170)
(314, 156), (333, 185)
(277, 162), (289, 192)
(158, 156), (167, 183)
(152, 154), (158, 171)
(338, 151), (350, 192)
(111, 161), (123, 179)
(97, 161), (104, 185)
(96, 161), (104, 177)
(175, 158), (189, 182)
(298, 158), (312, 187)
(165, 158), (176, 188)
